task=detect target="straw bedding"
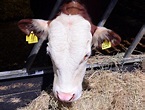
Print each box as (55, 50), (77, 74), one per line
(17, 69), (145, 110)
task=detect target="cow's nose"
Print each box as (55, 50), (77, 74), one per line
(57, 92), (75, 102)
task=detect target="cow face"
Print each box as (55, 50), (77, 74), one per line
(18, 1), (121, 102)
(48, 14), (92, 102)
(18, 15), (92, 102)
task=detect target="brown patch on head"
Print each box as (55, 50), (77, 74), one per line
(61, 1), (92, 23)
(61, 1), (85, 15)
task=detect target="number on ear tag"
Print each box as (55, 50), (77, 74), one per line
(102, 40), (111, 50)
(26, 31), (38, 44)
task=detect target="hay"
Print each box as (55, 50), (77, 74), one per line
(17, 70), (145, 110)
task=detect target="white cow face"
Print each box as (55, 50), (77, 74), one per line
(47, 14), (92, 102)
(18, 1), (121, 102)
(18, 14), (92, 102)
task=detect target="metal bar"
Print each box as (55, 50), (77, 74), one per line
(25, 0), (63, 72)
(1, 56), (144, 80)
(0, 69), (27, 80)
(86, 56), (145, 69)
(49, 0), (63, 20)
(0, 67), (53, 80)
(98, 0), (118, 26)
(123, 25), (145, 58)
(25, 38), (45, 71)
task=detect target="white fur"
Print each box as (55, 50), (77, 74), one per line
(47, 13), (92, 101)
(92, 27), (111, 47)
(32, 19), (49, 40)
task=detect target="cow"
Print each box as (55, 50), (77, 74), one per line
(18, 0), (121, 102)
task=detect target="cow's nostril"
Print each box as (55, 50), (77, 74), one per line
(69, 93), (75, 101)
(57, 91), (75, 102)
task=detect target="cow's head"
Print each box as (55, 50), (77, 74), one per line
(18, 1), (121, 102)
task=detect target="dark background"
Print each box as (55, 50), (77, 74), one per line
(0, 0), (145, 71)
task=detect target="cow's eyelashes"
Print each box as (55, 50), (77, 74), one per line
(79, 54), (90, 65)
(84, 54), (89, 60)
(85, 52), (91, 59)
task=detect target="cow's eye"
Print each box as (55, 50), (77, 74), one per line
(84, 54), (89, 60)
(80, 53), (90, 65)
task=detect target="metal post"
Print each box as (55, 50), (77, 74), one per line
(49, 0), (63, 20)
(25, 0), (63, 72)
(98, 0), (118, 26)
(25, 38), (45, 71)
(123, 25), (145, 58)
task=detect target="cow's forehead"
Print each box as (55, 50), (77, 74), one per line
(47, 14), (92, 68)
(48, 13), (92, 45)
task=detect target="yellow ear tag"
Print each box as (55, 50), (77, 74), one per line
(26, 31), (38, 44)
(102, 40), (111, 50)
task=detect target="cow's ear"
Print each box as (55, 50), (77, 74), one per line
(18, 19), (50, 39)
(92, 26), (121, 49)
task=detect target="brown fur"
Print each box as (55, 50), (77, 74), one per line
(60, 1), (96, 34)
